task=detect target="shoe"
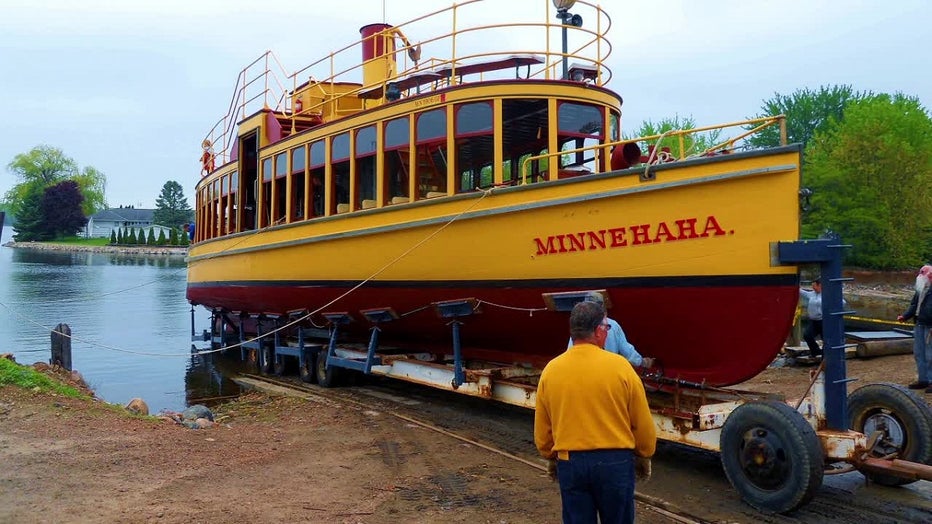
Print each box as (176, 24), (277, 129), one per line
(908, 381), (929, 390)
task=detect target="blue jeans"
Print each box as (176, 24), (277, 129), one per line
(556, 449), (634, 524)
(914, 324), (931, 383)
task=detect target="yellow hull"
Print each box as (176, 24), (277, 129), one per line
(189, 148), (800, 283)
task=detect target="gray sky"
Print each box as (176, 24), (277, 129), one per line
(1, 0), (928, 209)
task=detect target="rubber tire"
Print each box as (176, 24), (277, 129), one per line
(245, 345), (260, 371)
(848, 382), (932, 486)
(315, 349), (343, 388)
(259, 345), (274, 375)
(299, 350), (317, 384)
(720, 401), (824, 514)
(273, 355), (286, 376)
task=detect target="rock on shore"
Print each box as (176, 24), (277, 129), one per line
(3, 241), (188, 256)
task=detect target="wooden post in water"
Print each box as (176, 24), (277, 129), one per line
(51, 323), (72, 371)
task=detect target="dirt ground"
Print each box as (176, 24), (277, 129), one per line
(2, 350), (926, 524)
(2, 277), (927, 524)
(0, 383), (567, 524)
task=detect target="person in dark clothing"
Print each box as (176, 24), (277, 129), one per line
(800, 278), (825, 358)
(898, 265), (932, 392)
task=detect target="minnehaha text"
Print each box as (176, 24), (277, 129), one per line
(533, 215), (730, 256)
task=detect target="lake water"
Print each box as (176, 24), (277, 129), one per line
(0, 225), (240, 412)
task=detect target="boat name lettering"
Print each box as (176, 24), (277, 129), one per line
(414, 94), (445, 107)
(532, 215), (730, 256)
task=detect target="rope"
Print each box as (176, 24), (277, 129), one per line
(197, 186), (497, 356)
(475, 299), (548, 316)
(1, 188), (497, 358)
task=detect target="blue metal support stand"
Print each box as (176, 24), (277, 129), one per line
(433, 299), (480, 389)
(451, 320), (464, 388)
(321, 312), (358, 372)
(240, 313), (263, 362)
(777, 237), (855, 430)
(211, 308), (226, 348)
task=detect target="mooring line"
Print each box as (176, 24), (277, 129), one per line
(0, 189), (497, 358)
(240, 373), (707, 524)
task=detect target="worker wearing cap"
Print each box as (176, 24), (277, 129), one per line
(567, 292), (654, 369)
(536, 299), (656, 524)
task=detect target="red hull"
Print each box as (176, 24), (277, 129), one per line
(188, 276), (798, 386)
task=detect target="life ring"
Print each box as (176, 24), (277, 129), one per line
(200, 139), (216, 175)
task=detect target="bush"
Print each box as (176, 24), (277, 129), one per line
(147, 227), (156, 245)
(157, 229), (167, 245)
(110, 230), (117, 244)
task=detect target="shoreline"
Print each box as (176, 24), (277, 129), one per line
(2, 240), (188, 256)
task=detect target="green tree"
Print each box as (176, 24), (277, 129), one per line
(128, 228), (137, 245)
(803, 93), (932, 268)
(12, 188), (47, 241)
(157, 229), (167, 245)
(626, 115), (723, 159)
(117, 228), (124, 244)
(747, 85), (868, 149)
(179, 228), (190, 246)
(169, 227), (179, 245)
(153, 181), (193, 229)
(147, 227), (156, 245)
(3, 146), (107, 218)
(110, 230), (117, 244)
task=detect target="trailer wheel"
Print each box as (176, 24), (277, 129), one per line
(245, 346), (260, 371)
(848, 382), (932, 486)
(273, 354), (286, 376)
(315, 349), (343, 388)
(299, 350), (317, 383)
(720, 401), (823, 514)
(259, 345), (274, 375)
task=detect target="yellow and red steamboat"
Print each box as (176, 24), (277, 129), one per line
(187, 0), (802, 387)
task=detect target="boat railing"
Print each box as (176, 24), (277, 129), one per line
(202, 0), (612, 168)
(519, 115), (788, 185)
(204, 51), (292, 167)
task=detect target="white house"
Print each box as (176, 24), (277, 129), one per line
(84, 208), (173, 239)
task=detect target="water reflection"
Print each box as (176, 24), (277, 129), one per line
(185, 347), (244, 407)
(1, 233), (223, 413)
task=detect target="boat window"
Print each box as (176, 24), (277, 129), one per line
(455, 102), (494, 193)
(332, 133), (350, 160)
(417, 109), (446, 140)
(558, 102), (604, 175)
(213, 178), (221, 237)
(331, 133), (350, 214)
(416, 109), (448, 198)
(291, 146), (306, 222)
(609, 110), (620, 141)
(309, 141), (325, 217)
(274, 152), (287, 224)
(383, 116), (410, 204)
(502, 99), (549, 184)
(229, 171), (239, 234)
(355, 125), (377, 210)
(385, 117), (409, 148)
(260, 158), (273, 227)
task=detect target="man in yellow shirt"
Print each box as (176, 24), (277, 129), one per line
(535, 300), (657, 523)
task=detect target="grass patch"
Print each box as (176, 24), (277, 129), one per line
(0, 358), (87, 398)
(47, 236), (110, 246)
